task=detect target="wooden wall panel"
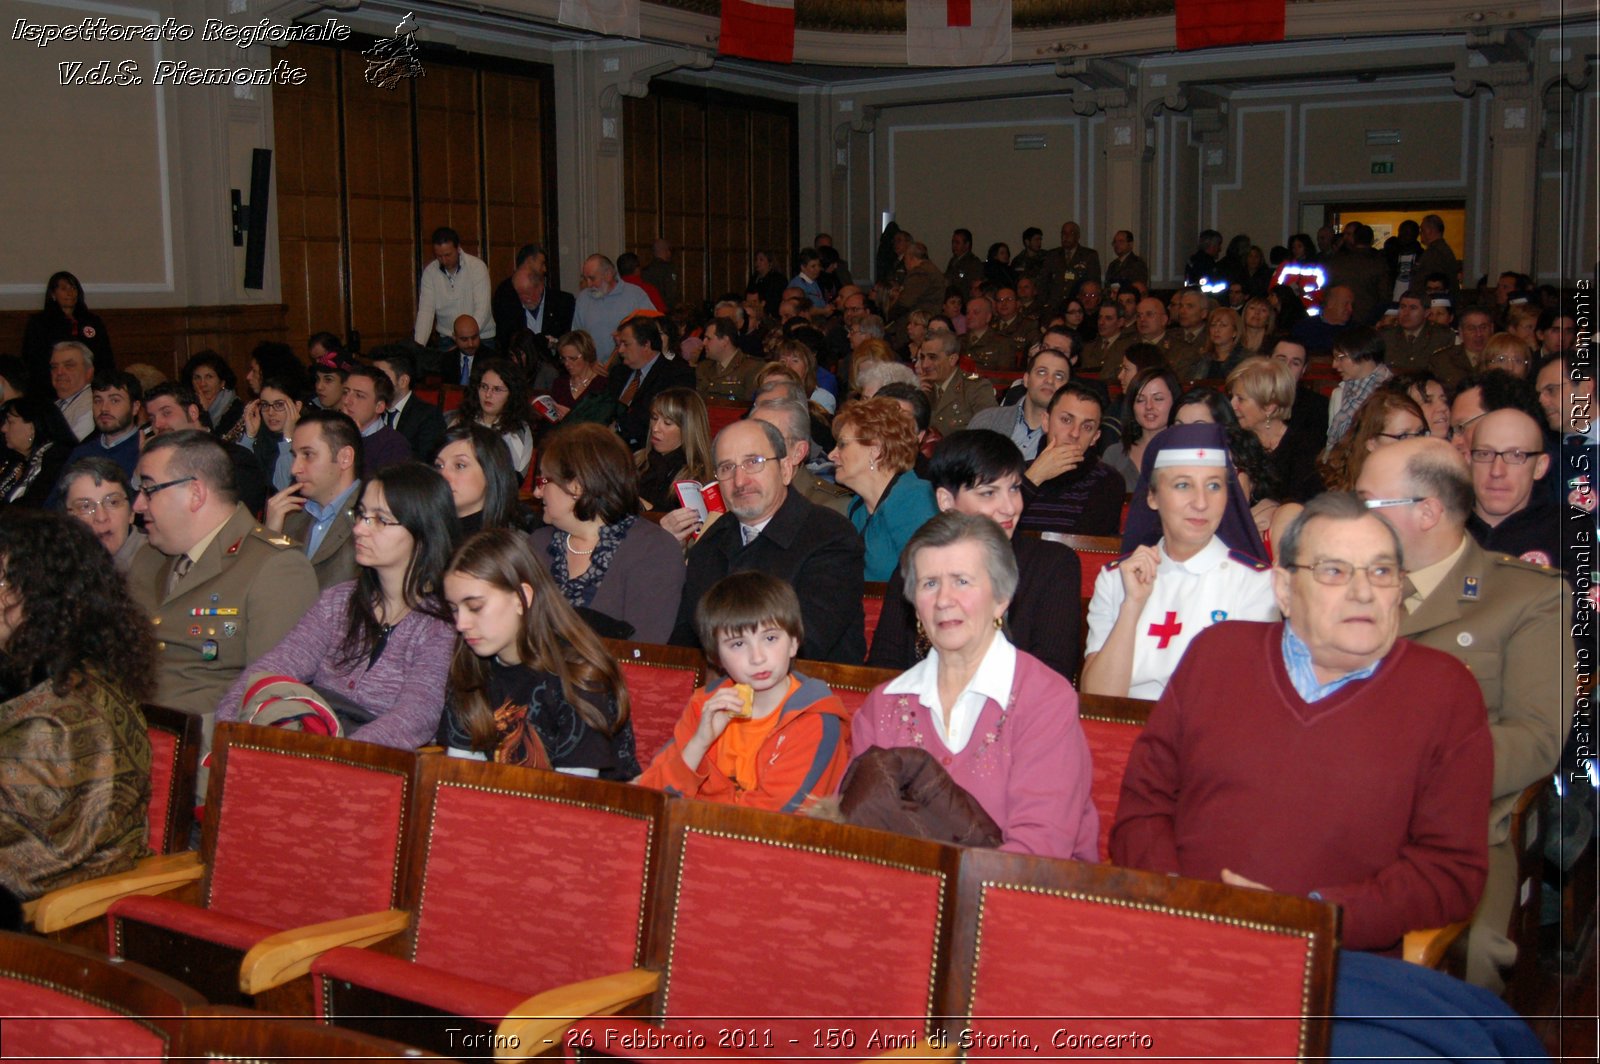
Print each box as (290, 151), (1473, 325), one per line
(342, 60), (417, 345)
(416, 64), (484, 255)
(277, 48), (553, 354)
(750, 110), (793, 280)
(272, 44), (345, 347)
(658, 97), (707, 307)
(624, 96), (660, 261)
(624, 91), (793, 311)
(482, 71), (549, 278)
(705, 103), (752, 302)
(0, 305), (288, 383)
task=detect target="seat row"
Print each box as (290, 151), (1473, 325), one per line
(28, 723), (1338, 1061)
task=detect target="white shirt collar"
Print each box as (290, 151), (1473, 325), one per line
(1158, 535), (1228, 575)
(883, 633), (1017, 753)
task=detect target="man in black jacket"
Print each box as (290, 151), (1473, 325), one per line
(671, 419), (866, 664)
(492, 261), (575, 354)
(369, 346), (446, 462)
(607, 317), (694, 449)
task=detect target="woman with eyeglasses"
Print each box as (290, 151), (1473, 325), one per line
(60, 457), (146, 572)
(215, 463), (461, 748)
(531, 422), (685, 642)
(450, 357), (535, 477)
(547, 330), (618, 427)
(1320, 390), (1430, 492)
(1324, 326), (1393, 456)
(238, 376), (303, 491)
(1480, 332), (1534, 381)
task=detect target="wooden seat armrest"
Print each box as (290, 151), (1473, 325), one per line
(1403, 920), (1469, 967)
(30, 851), (204, 933)
(865, 1040), (960, 1060)
(239, 908), (410, 994)
(494, 967), (661, 1061)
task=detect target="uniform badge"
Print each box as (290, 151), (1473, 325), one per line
(268, 535), (294, 547)
(201, 639), (219, 661)
(211, 594), (220, 603)
(1210, 610), (1228, 623)
(223, 622), (238, 638)
(1462, 576), (1480, 599)
(225, 537), (243, 556)
(189, 625), (202, 637)
(1457, 632), (1474, 648)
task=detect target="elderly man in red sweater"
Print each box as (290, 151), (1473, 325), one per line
(1111, 491), (1491, 953)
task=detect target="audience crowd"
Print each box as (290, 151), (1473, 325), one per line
(0, 216), (1590, 1018)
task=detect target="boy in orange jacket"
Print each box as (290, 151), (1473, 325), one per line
(636, 572), (850, 812)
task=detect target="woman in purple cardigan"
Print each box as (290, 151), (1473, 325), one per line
(851, 511), (1099, 861)
(216, 463), (461, 748)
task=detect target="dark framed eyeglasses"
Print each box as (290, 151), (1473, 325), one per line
(1468, 447), (1543, 466)
(135, 476), (196, 501)
(349, 505), (401, 528)
(1376, 429), (1432, 442)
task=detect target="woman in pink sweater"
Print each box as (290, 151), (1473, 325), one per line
(851, 511), (1099, 861)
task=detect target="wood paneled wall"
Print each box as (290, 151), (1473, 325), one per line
(271, 43), (556, 352)
(0, 305), (288, 385)
(624, 89), (796, 310)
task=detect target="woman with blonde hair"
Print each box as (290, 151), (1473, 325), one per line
(829, 396), (938, 581)
(1226, 356), (1323, 503)
(635, 386), (714, 513)
(1182, 307), (1246, 383)
(774, 338), (835, 413)
(1239, 297), (1276, 354)
(1481, 332), (1534, 380)
(549, 329), (616, 425)
(442, 528), (639, 778)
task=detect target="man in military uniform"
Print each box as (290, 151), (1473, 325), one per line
(1385, 290), (1469, 383)
(751, 397), (852, 516)
(1133, 296), (1180, 363)
(265, 409), (362, 590)
(916, 329), (996, 435)
(1081, 303), (1134, 378)
(944, 229), (983, 294)
(696, 317), (765, 404)
(959, 295), (1014, 371)
(990, 287), (1042, 363)
(128, 430), (320, 787)
(1165, 288), (1210, 368)
(886, 242), (945, 324)
(1010, 227), (1048, 286)
(1041, 221), (1102, 312)
(1357, 438), (1571, 992)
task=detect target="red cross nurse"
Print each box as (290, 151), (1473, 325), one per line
(1081, 422), (1279, 700)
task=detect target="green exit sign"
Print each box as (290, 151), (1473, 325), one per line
(1371, 159), (1395, 175)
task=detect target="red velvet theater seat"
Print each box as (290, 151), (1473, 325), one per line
(497, 799), (958, 1060)
(861, 581), (888, 651)
(0, 929), (204, 1061)
(103, 725), (417, 1007)
(141, 703), (201, 856)
(1075, 694), (1152, 862)
(605, 640), (707, 766)
(790, 658), (898, 718)
(312, 756), (666, 1057)
(943, 848), (1339, 1063)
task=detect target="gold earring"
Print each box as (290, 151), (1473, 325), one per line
(993, 616), (1004, 631)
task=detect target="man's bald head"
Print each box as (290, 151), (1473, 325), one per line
(452, 315), (481, 356)
(512, 266), (545, 308)
(1355, 436), (1472, 567)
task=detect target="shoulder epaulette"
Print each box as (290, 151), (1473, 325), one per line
(1227, 549), (1272, 571)
(250, 526), (297, 550)
(1493, 552), (1561, 575)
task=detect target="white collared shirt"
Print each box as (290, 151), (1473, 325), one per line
(882, 633), (1017, 754)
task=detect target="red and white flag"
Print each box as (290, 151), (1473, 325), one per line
(558, 0), (640, 39)
(720, 0), (795, 64)
(1175, 0), (1285, 51)
(907, 0), (1012, 67)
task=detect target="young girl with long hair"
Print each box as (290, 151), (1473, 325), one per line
(441, 529), (639, 779)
